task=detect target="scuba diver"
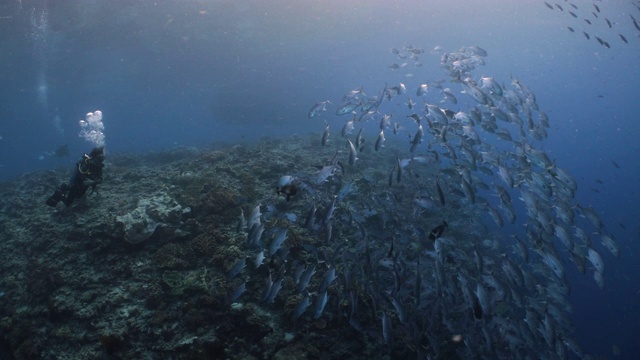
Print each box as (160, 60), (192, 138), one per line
(46, 147), (105, 207)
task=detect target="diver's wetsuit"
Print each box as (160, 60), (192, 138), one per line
(46, 147), (104, 207)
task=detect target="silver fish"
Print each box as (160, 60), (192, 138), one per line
(313, 290), (329, 319)
(297, 265), (317, 293)
(292, 294), (311, 321)
(341, 118), (355, 137)
(308, 100), (330, 118)
(247, 204), (262, 229)
(375, 129), (385, 151)
(355, 127), (364, 150)
(266, 276), (283, 304)
(347, 139), (358, 165)
(409, 123), (423, 152)
(228, 281), (246, 304)
(269, 228), (288, 256)
(321, 122), (330, 146)
(228, 257), (246, 279)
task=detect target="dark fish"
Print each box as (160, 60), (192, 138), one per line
(584, 19), (592, 25)
(276, 176), (298, 202)
(583, 32), (590, 40)
(569, 3), (577, 10)
(595, 179), (604, 184)
(436, 175), (445, 207)
(472, 294), (483, 320)
(605, 18), (612, 28)
(544, 1), (554, 10)
(619, 223), (626, 230)
(632, 15), (640, 32)
(595, 36), (605, 46)
(567, 26), (575, 32)
(414, 258), (421, 308)
(555, 3), (563, 11)
(396, 157), (403, 184)
(612, 160), (620, 168)
(591, 188), (600, 193)
(428, 220), (448, 241)
(381, 312), (392, 345)
(620, 34), (628, 44)
(592, 12), (598, 19)
(594, 4), (600, 13)
(569, 11), (577, 18)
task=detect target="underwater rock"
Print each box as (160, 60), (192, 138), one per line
(115, 192), (191, 244)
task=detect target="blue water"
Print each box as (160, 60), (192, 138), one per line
(1, 0), (639, 358)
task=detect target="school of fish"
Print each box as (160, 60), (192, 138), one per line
(226, 44), (617, 359)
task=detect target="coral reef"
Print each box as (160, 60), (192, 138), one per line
(0, 135), (431, 359)
(115, 191), (191, 244)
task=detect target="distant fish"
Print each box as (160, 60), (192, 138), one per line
(612, 160), (620, 168)
(555, 3), (563, 11)
(605, 18), (612, 28)
(569, 3), (577, 10)
(584, 19), (592, 25)
(632, 15), (640, 32)
(469, 45), (488, 57)
(569, 11), (577, 18)
(544, 1), (554, 10)
(583, 31), (590, 40)
(428, 220), (448, 241)
(436, 175), (445, 206)
(567, 26), (575, 33)
(593, 4), (600, 13)
(619, 34), (628, 44)
(595, 36), (609, 48)
(406, 97), (416, 110)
